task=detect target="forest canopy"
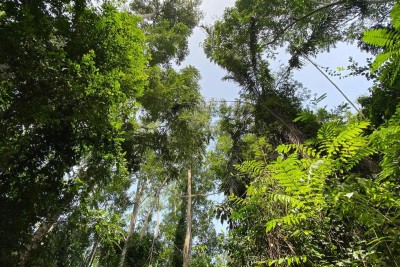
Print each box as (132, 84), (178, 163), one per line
(1, 0), (400, 266)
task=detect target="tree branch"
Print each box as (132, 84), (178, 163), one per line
(264, 0), (348, 46)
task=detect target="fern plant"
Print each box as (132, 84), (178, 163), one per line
(231, 119), (388, 266)
(363, 2), (400, 85)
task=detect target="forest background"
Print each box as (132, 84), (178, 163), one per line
(1, 0), (400, 266)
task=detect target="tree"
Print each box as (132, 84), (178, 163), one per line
(202, 0), (392, 145)
(160, 156), (220, 267)
(0, 1), (147, 265)
(114, 1), (208, 265)
(183, 169), (193, 267)
(131, 0), (202, 65)
(204, 0), (392, 71)
(117, 65), (212, 265)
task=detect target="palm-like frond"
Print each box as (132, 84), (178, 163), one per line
(362, 2), (400, 81)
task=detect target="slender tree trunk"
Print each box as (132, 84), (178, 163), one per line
(85, 238), (99, 267)
(182, 169), (192, 267)
(20, 213), (59, 267)
(147, 176), (169, 265)
(149, 176), (168, 238)
(139, 203), (153, 236)
(148, 194), (161, 265)
(119, 177), (146, 267)
(154, 195), (161, 239)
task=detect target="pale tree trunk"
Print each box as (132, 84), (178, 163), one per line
(85, 238), (99, 267)
(183, 169), (192, 267)
(119, 177), (146, 267)
(20, 213), (60, 267)
(153, 195), (161, 239)
(147, 194), (161, 265)
(139, 203), (153, 236)
(144, 176), (168, 238)
(148, 178), (168, 265)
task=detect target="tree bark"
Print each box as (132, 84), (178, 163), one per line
(119, 176), (146, 267)
(19, 213), (60, 267)
(182, 169), (192, 267)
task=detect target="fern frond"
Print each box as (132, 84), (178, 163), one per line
(363, 2), (400, 79)
(277, 143), (318, 158)
(265, 213), (308, 233)
(363, 28), (400, 48)
(316, 121), (374, 170)
(236, 160), (265, 177)
(230, 193), (246, 205)
(271, 158), (305, 189)
(379, 53), (400, 85)
(293, 110), (316, 122)
(372, 49), (400, 72)
(317, 121), (342, 149)
(391, 2), (400, 29)
(269, 193), (305, 209)
(335, 121), (369, 144)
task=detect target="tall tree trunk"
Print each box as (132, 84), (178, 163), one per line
(148, 194), (161, 265)
(154, 194), (161, 239)
(183, 169), (192, 267)
(119, 176), (146, 267)
(85, 238), (99, 267)
(19, 213), (60, 267)
(139, 203), (153, 236)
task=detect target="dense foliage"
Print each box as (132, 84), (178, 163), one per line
(2, 0), (400, 266)
(0, 0), (147, 265)
(206, 0), (400, 266)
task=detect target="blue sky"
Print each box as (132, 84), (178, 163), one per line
(181, 0), (373, 111)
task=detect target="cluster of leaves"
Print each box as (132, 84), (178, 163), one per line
(131, 0), (202, 65)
